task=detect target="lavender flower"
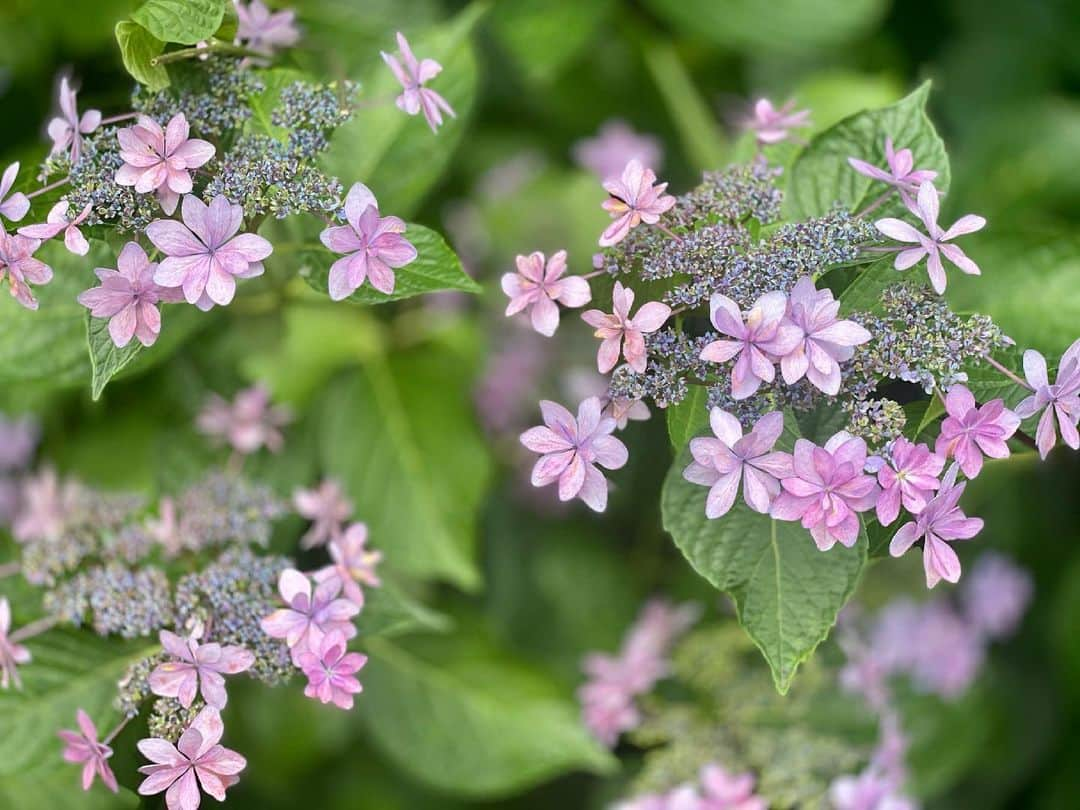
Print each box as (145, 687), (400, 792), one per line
(873, 437), (944, 525)
(582, 282), (671, 374)
(848, 136), (938, 211)
(599, 159), (676, 247)
(743, 98), (810, 145)
(19, 201), (92, 255)
(0, 597), (31, 689)
(381, 32), (455, 133)
(0, 163), (30, 223)
(297, 631), (367, 710)
(699, 763), (767, 810)
(235, 0), (301, 56)
(260, 569), (358, 664)
(0, 230), (52, 310)
(502, 250), (591, 337)
(935, 385), (1020, 479)
(58, 710), (118, 793)
(312, 523), (381, 607)
(197, 385), (291, 455)
(962, 552), (1033, 639)
(115, 114), (215, 215)
(1015, 340), (1080, 459)
(293, 479), (352, 549)
(573, 119), (663, 181)
(47, 76), (101, 163)
(149, 629), (255, 709)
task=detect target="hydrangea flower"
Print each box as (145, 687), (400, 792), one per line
(115, 114), (215, 215)
(58, 710), (118, 793)
(599, 159), (676, 247)
(149, 629), (255, 710)
(502, 250), (591, 336)
(579, 679), (640, 748)
(313, 522), (381, 607)
(873, 437), (944, 525)
(260, 569), (359, 664)
(829, 771), (915, 810)
(137, 706), (245, 810)
(235, 0), (301, 56)
(699, 763), (766, 810)
(0, 597), (31, 689)
(520, 397), (628, 512)
(573, 119), (663, 182)
(0, 230), (52, 311)
(962, 552), (1033, 639)
(19, 200), (92, 256)
(297, 630), (367, 710)
(778, 276), (871, 395)
(874, 182), (985, 294)
(889, 464), (983, 588)
(196, 384), (291, 455)
(682, 409), (792, 518)
(47, 76), (101, 163)
(700, 291), (801, 399)
(744, 98), (810, 145)
(0, 414), (38, 471)
(11, 467), (77, 544)
(293, 479), (353, 549)
(848, 136), (938, 211)
(607, 396), (650, 430)
(76, 242), (183, 348)
(0, 162), (29, 223)
(771, 432), (880, 550)
(1015, 341), (1080, 459)
(581, 281), (671, 374)
(319, 182), (417, 299)
(934, 385), (1020, 478)
(381, 32), (455, 133)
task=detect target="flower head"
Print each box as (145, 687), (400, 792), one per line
(502, 250), (591, 336)
(0, 229), (51, 310)
(19, 200), (92, 256)
(297, 630), (367, 710)
(149, 629), (254, 709)
(147, 195), (271, 308)
(934, 385), (1020, 478)
(962, 552), (1032, 639)
(848, 136), (938, 211)
(873, 437), (945, 525)
(607, 396), (650, 430)
(0, 597), (31, 689)
(599, 159), (676, 247)
(137, 706), (246, 809)
(313, 522), (381, 606)
(875, 182), (985, 294)
(260, 569), (359, 663)
(520, 397), (628, 512)
(115, 114), (215, 215)
(293, 479), (353, 549)
(573, 119), (663, 182)
(744, 98), (810, 145)
(320, 182), (417, 299)
(581, 281), (671, 374)
(12, 467), (78, 544)
(197, 384), (291, 455)
(699, 763), (766, 810)
(0, 163), (30, 223)
(829, 770), (916, 810)
(382, 32), (455, 132)
(235, 0), (301, 55)
(1015, 340), (1080, 459)
(0, 414), (38, 472)
(59, 710), (118, 793)
(47, 76), (101, 163)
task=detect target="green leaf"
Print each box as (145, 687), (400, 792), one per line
(666, 384), (710, 451)
(357, 634), (616, 797)
(244, 67), (308, 142)
(302, 224), (481, 305)
(114, 21), (169, 91)
(359, 581), (452, 639)
(787, 82), (950, 221)
(0, 772), (138, 809)
(488, 0), (612, 84)
(837, 255), (903, 316)
(130, 0), (226, 45)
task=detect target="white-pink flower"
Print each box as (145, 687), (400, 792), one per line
(19, 200), (92, 256)
(115, 114), (215, 215)
(573, 119), (663, 182)
(148, 629), (254, 710)
(382, 32), (456, 133)
(848, 136), (938, 211)
(581, 281), (671, 374)
(58, 709), (118, 793)
(260, 569), (358, 663)
(293, 479), (353, 549)
(0, 229), (51, 311)
(298, 630), (367, 710)
(313, 522), (382, 607)
(0, 162), (30, 223)
(599, 159), (676, 247)
(196, 384), (291, 455)
(744, 98), (810, 145)
(502, 250), (591, 336)
(47, 76), (101, 163)
(0, 597), (31, 689)
(607, 396), (650, 430)
(235, 0), (301, 56)
(1015, 340), (1080, 459)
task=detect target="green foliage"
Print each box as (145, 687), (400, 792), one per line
(488, 0), (612, 85)
(359, 580), (452, 639)
(114, 21), (169, 91)
(665, 383), (709, 450)
(130, 0), (227, 46)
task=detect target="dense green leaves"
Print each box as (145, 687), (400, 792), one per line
(131, 0), (226, 45)
(488, 0), (612, 84)
(114, 21), (169, 91)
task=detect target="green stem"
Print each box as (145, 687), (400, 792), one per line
(152, 41), (266, 67)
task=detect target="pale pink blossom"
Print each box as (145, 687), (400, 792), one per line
(137, 706), (245, 810)
(77, 242), (184, 348)
(682, 409), (792, 518)
(0, 163), (30, 223)
(520, 397), (628, 512)
(578, 681), (640, 748)
(115, 114), (215, 215)
(313, 522), (381, 606)
(934, 385), (1020, 478)
(699, 763), (766, 810)
(502, 250), (591, 336)
(149, 630), (254, 709)
(848, 136), (938, 211)
(297, 630), (367, 710)
(700, 291), (801, 399)
(0, 597), (31, 689)
(320, 182), (417, 298)
(874, 437), (944, 525)
(196, 384), (291, 455)
(829, 771), (916, 810)
(874, 181), (985, 294)
(235, 0), (301, 55)
(47, 76), (101, 163)
(599, 159), (676, 247)
(19, 200), (92, 255)
(744, 98), (810, 145)
(1014, 340), (1080, 459)
(0, 229), (51, 310)
(382, 32), (455, 132)
(58, 710), (118, 793)
(293, 479), (352, 549)
(573, 119), (663, 182)
(260, 569), (358, 663)
(962, 552), (1033, 639)
(12, 467), (78, 545)
(147, 497), (183, 557)
(581, 281), (671, 374)
(0, 414), (38, 472)
(147, 195), (271, 307)
(607, 396), (650, 429)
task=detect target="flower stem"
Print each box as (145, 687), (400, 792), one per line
(0, 561), (19, 578)
(152, 41), (265, 66)
(854, 190), (895, 219)
(103, 714), (133, 745)
(580, 269), (607, 280)
(26, 175), (70, 199)
(654, 221), (683, 244)
(10, 615), (58, 643)
(982, 354), (1033, 391)
(99, 113), (137, 126)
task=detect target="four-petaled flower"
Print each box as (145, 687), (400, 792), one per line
(934, 385), (1020, 478)
(520, 397), (628, 512)
(149, 629), (254, 710)
(889, 464), (983, 588)
(137, 706), (246, 810)
(744, 98), (810, 145)
(875, 181), (985, 294)
(382, 32), (455, 133)
(771, 432), (880, 551)
(297, 631), (367, 710)
(19, 200), (92, 256)
(47, 76), (101, 164)
(502, 250), (591, 336)
(148, 195), (271, 308)
(1015, 340), (1080, 459)
(261, 569), (359, 663)
(700, 291), (801, 400)
(598, 159), (676, 247)
(196, 384), (291, 455)
(0, 162), (29, 223)
(293, 479), (353, 549)
(313, 522), (382, 607)
(581, 281), (671, 374)
(235, 0), (301, 56)
(320, 182), (417, 299)
(682, 409), (792, 519)
(848, 136), (938, 211)
(115, 114), (215, 215)
(0, 597), (31, 689)
(58, 709), (118, 793)
(699, 763), (767, 810)
(0, 229), (51, 311)
(873, 437), (945, 525)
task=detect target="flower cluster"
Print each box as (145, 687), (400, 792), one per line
(616, 762), (767, 810)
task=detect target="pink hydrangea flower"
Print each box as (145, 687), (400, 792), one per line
(0, 597), (31, 689)
(149, 629), (254, 710)
(58, 709), (118, 793)
(889, 464), (983, 588)
(115, 114), (215, 215)
(47, 76), (101, 163)
(313, 522), (382, 607)
(1015, 341), (1080, 459)
(607, 396), (650, 429)
(771, 432), (880, 551)
(520, 397), (628, 512)
(700, 291), (802, 399)
(0, 414), (38, 472)
(19, 200), (92, 256)
(599, 159), (676, 247)
(76, 242), (184, 348)
(873, 437), (944, 525)
(297, 630), (367, 710)
(848, 136), (938, 211)
(11, 467), (78, 546)
(260, 569), (359, 663)
(962, 552), (1032, 639)
(682, 409), (792, 519)
(744, 98), (810, 145)
(0, 229), (52, 311)
(196, 384), (291, 455)
(502, 250), (591, 337)
(573, 119), (663, 182)
(778, 276), (871, 395)
(147, 195), (271, 308)
(0, 162), (30, 223)
(382, 32), (455, 133)
(137, 706), (245, 810)
(235, 0), (301, 55)
(874, 182), (985, 295)
(293, 479), (353, 549)
(699, 763), (766, 810)
(829, 771), (915, 810)
(579, 680), (640, 748)
(934, 385), (1020, 478)
(581, 281), (671, 374)
(319, 182), (417, 299)
(147, 497), (183, 557)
